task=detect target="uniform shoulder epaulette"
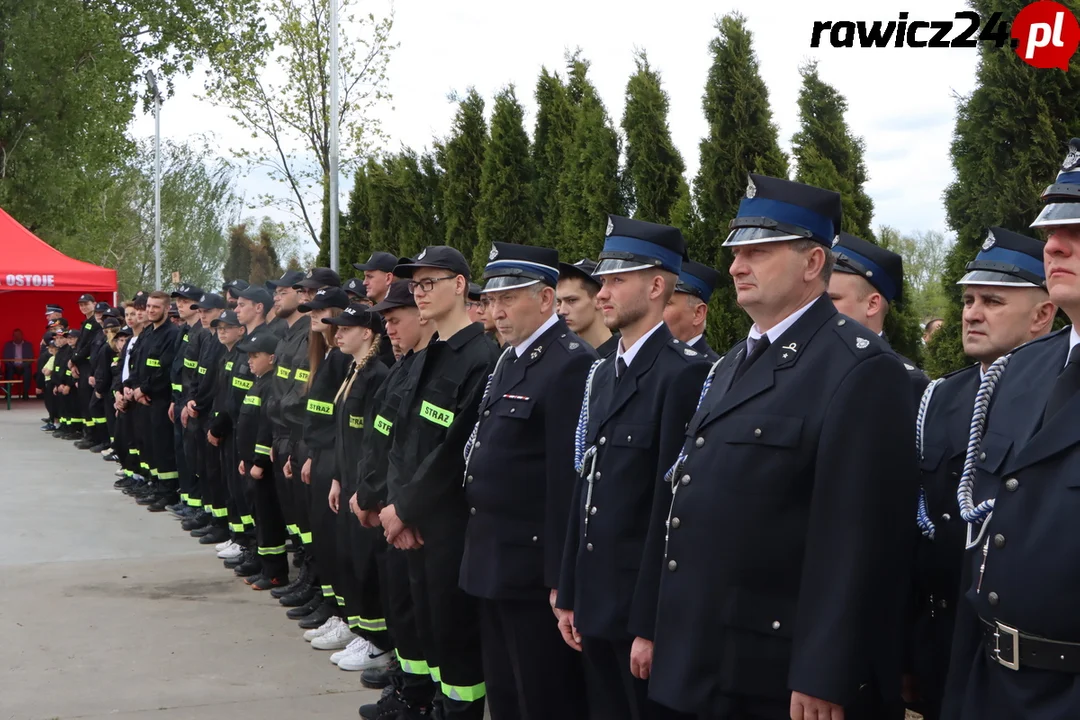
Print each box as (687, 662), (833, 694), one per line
(830, 315), (890, 358)
(554, 332), (591, 354)
(664, 336), (706, 363)
(938, 362), (981, 381)
(1009, 326), (1070, 358)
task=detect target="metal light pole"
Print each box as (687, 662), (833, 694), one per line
(145, 70), (163, 290)
(328, 0), (340, 272)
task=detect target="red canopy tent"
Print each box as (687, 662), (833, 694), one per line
(0, 206), (118, 393)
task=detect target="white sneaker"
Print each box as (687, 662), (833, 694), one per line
(338, 642), (393, 672)
(331, 636), (368, 664)
(303, 616), (342, 642)
(311, 621), (356, 651)
(217, 542), (244, 559)
(214, 539), (233, 552)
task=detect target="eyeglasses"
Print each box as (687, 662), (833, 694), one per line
(408, 276), (457, 294)
(465, 301), (482, 310)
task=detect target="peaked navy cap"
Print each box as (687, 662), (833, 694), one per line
(558, 258), (602, 290)
(725, 174), (842, 248)
(595, 215), (686, 276)
(675, 260), (722, 302)
(1032, 138), (1080, 229)
(958, 227), (1046, 288)
(482, 242), (560, 293)
(833, 232), (904, 303)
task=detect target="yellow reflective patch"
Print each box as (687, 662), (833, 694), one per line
(225, 361), (234, 371)
(243, 395), (262, 406)
(419, 401), (454, 428)
(171, 383), (182, 392)
(276, 366), (291, 379)
(254, 444), (271, 456)
(182, 334), (189, 342)
(145, 358), (161, 367)
(232, 377), (253, 390)
(306, 399), (333, 415)
(184, 358), (197, 368)
(198, 366), (207, 375)
(349, 415), (363, 429)
(294, 369), (310, 382)
(374, 415), (392, 436)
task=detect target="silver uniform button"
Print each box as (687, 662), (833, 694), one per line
(771, 621), (781, 630)
(510, 408), (515, 413)
(586, 542), (594, 552)
(670, 517), (680, 529)
(466, 475), (473, 484)
(695, 437), (704, 448)
(599, 437), (606, 445)
(988, 592), (999, 606)
(483, 410), (490, 417)
(942, 513), (951, 521)
(595, 472), (601, 479)
(979, 451), (986, 461)
(680, 474), (690, 486)
(1005, 478), (1019, 491)
(469, 507), (476, 515)
(531, 536), (538, 543)
(667, 560), (677, 571)
(627, 435), (632, 442)
(993, 534), (1006, 549)
(754, 428), (762, 438)
(838, 318), (846, 326)
(589, 506), (597, 516)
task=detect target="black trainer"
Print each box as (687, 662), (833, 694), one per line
(285, 591), (324, 620)
(296, 602), (334, 629)
(198, 526), (230, 544)
(359, 690), (431, 720)
(233, 555), (262, 578)
(278, 582), (318, 608)
(360, 657), (399, 690)
(251, 575), (288, 591)
(272, 560), (312, 598)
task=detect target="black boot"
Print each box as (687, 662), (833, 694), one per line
(361, 656), (400, 690)
(359, 689), (432, 719)
(181, 510), (210, 532)
(279, 581), (318, 608)
(148, 493), (179, 512)
(272, 559), (312, 599)
(233, 553), (262, 578)
(198, 526), (230, 544)
(285, 590), (324, 620)
(296, 600), (334, 629)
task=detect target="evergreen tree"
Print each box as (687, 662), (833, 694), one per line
(532, 68), (575, 250)
(342, 161), (376, 271)
(792, 61), (874, 239)
(440, 89), (488, 260)
(558, 54), (624, 263)
(367, 149), (442, 259)
(223, 223), (254, 283)
(475, 85), (535, 270)
(694, 13), (788, 350)
(621, 50), (687, 225)
(419, 150), (445, 249)
(925, 0), (1080, 376)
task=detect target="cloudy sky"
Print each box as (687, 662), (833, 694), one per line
(130, 0), (980, 253)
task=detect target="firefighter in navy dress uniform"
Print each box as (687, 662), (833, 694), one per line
(555, 215), (710, 720)
(828, 232), (929, 405)
(645, 174), (918, 720)
(910, 227), (1055, 720)
(459, 242), (595, 720)
(663, 259), (722, 362)
(941, 138), (1080, 720)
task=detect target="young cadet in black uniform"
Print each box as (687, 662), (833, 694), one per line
(555, 216), (710, 720)
(663, 259), (722, 362)
(829, 232), (929, 405)
(91, 316), (120, 454)
(233, 329), (285, 590)
(461, 243), (594, 720)
(134, 292), (182, 512)
(557, 258), (619, 357)
(356, 281), (434, 719)
(645, 175), (917, 720)
(322, 304), (392, 671)
(941, 139), (1080, 720)
(167, 284), (205, 516)
(911, 229), (1054, 720)
(121, 296), (152, 491)
(52, 328), (78, 438)
(290, 287), (353, 639)
(39, 330), (58, 432)
(109, 326), (134, 481)
(206, 310), (255, 557)
(379, 247), (499, 720)
(71, 293), (102, 447)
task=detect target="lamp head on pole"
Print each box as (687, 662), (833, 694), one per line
(144, 70), (161, 103)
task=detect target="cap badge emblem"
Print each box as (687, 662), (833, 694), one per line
(417, 249), (427, 261)
(605, 217), (614, 236)
(746, 179), (756, 199)
(568, 342), (579, 350)
(856, 337), (870, 350)
(983, 231), (996, 251)
(489, 244), (498, 261)
(345, 307), (356, 315)
(1063, 146), (1080, 172)
(306, 270), (313, 278)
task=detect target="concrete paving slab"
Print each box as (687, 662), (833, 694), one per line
(0, 402), (381, 720)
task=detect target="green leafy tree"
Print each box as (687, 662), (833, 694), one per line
(694, 13), (789, 350)
(440, 89), (488, 259)
(558, 53), (624, 262)
(792, 61), (874, 239)
(224, 224), (254, 283)
(925, 0), (1080, 377)
(475, 85), (534, 270)
(532, 68), (575, 250)
(621, 50), (687, 225)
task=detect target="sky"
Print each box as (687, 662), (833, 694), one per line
(129, 0), (981, 255)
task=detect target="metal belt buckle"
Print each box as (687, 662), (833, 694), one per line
(994, 621), (1021, 671)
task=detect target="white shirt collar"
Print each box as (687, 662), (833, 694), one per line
(687, 333), (704, 349)
(617, 321), (665, 370)
(514, 312), (559, 358)
(1068, 326), (1080, 369)
(746, 296), (821, 352)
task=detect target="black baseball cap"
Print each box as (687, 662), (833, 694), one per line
(168, 303), (180, 317)
(237, 285), (273, 309)
(68, 328), (82, 339)
(102, 307), (123, 320)
(559, 258), (602, 291)
(394, 246), (471, 281)
(49, 318), (69, 329)
(267, 270), (306, 288)
(294, 267), (341, 290)
(116, 326), (133, 339)
(170, 283), (204, 301)
(102, 316), (122, 329)
(322, 303), (384, 331)
(193, 292), (227, 311)
(43, 330), (57, 343)
(94, 301), (111, 313)
(237, 330), (280, 354)
(77, 293), (96, 304)
(468, 283), (482, 301)
(343, 278), (367, 297)
(353, 251), (399, 273)
(299, 286), (350, 312)
(210, 309), (243, 328)
(370, 280), (417, 314)
(132, 291), (149, 308)
(224, 279), (249, 297)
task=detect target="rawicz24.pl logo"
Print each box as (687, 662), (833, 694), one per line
(810, 0), (1080, 70)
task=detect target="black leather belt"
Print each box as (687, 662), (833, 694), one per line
(981, 618), (1080, 672)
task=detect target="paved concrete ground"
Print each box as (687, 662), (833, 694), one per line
(0, 401), (380, 720)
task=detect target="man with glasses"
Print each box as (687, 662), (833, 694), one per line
(379, 246), (499, 720)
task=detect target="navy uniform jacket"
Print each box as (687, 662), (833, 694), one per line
(942, 328), (1080, 720)
(910, 363), (979, 718)
(460, 318), (597, 602)
(648, 296), (918, 716)
(893, 348), (931, 410)
(692, 335), (720, 363)
(556, 323), (710, 641)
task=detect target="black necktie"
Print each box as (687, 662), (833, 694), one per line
(732, 336), (771, 384)
(616, 357), (628, 384)
(1044, 344), (1080, 422)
